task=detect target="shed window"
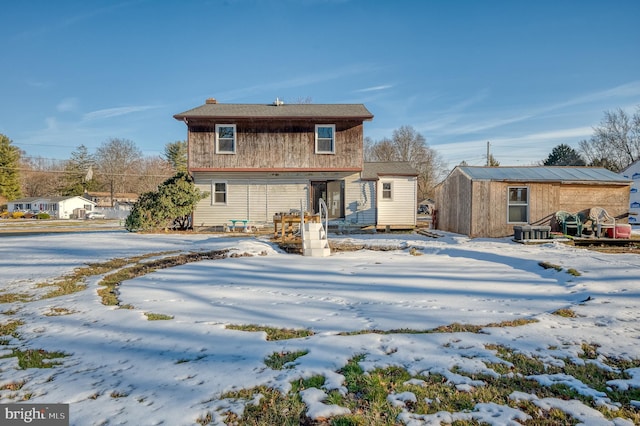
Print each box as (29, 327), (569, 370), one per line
(215, 124), (236, 154)
(382, 182), (393, 200)
(507, 187), (528, 223)
(315, 125), (335, 154)
(212, 182), (227, 205)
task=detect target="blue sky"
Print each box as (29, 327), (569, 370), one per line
(2, 0), (639, 170)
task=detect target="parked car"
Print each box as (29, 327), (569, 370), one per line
(86, 212), (106, 220)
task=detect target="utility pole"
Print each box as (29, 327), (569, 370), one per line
(486, 141), (490, 166)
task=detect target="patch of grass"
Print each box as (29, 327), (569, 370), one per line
(36, 251), (178, 300)
(97, 250), (228, 306)
(216, 386), (307, 426)
(110, 390), (129, 398)
(0, 292), (32, 303)
(264, 350), (309, 370)
(199, 347), (640, 425)
(0, 381), (25, 391)
(0, 319), (23, 337)
(144, 312), (174, 321)
(579, 342), (600, 359)
(226, 324), (314, 341)
(552, 308), (577, 318)
(43, 307), (75, 316)
(566, 268), (581, 276)
(409, 247), (422, 256)
(0, 348), (68, 369)
(539, 261), (562, 271)
(338, 318), (538, 336)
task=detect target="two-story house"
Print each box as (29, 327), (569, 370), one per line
(174, 98), (417, 229)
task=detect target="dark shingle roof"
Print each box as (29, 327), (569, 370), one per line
(458, 166), (630, 183)
(362, 162), (418, 180)
(174, 102), (374, 121)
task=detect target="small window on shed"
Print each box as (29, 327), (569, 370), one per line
(507, 187), (528, 223)
(382, 182), (393, 200)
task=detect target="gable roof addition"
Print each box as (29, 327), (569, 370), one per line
(457, 166), (631, 184)
(174, 101), (374, 121)
(362, 162), (418, 180)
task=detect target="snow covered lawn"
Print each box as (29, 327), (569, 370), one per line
(1, 230), (639, 425)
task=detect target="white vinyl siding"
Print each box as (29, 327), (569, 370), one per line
(376, 176), (417, 226)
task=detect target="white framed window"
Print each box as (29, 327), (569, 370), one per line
(212, 181), (227, 205)
(215, 124), (236, 154)
(315, 124), (335, 154)
(507, 186), (528, 223)
(382, 181), (393, 200)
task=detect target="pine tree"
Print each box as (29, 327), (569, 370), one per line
(60, 145), (97, 196)
(0, 134), (22, 201)
(543, 144), (585, 166)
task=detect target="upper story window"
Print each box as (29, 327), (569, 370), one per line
(382, 182), (393, 200)
(315, 124), (335, 154)
(215, 124), (236, 154)
(507, 186), (528, 223)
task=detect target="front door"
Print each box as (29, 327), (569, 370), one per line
(311, 180), (344, 219)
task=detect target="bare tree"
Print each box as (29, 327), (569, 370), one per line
(20, 156), (65, 197)
(135, 156), (175, 194)
(579, 106), (640, 172)
(96, 138), (143, 206)
(366, 125), (448, 200)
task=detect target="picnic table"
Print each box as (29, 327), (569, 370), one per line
(229, 219), (250, 232)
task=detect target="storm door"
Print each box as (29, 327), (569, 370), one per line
(311, 180), (344, 219)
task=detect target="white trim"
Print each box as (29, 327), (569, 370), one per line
(381, 181), (393, 201)
(211, 181), (228, 205)
(215, 124), (236, 154)
(315, 124), (335, 154)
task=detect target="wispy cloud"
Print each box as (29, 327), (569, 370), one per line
(214, 64), (378, 101)
(354, 85), (393, 93)
(57, 98), (79, 113)
(83, 105), (160, 121)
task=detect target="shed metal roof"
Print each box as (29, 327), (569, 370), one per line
(174, 102), (374, 121)
(458, 166), (630, 183)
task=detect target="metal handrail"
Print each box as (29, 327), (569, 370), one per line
(319, 198), (328, 235)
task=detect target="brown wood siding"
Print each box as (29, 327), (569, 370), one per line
(437, 173), (630, 238)
(187, 119), (364, 170)
(474, 182), (630, 237)
(434, 168), (472, 235)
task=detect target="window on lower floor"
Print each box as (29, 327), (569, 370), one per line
(212, 182), (227, 205)
(508, 186), (528, 223)
(382, 182), (393, 200)
(315, 124), (335, 154)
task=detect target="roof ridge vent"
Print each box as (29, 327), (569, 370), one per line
(206, 98), (217, 104)
(273, 97), (284, 106)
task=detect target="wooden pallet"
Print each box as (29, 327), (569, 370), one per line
(416, 229), (444, 238)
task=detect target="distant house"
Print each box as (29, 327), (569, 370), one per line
(620, 160), (640, 225)
(84, 192), (138, 209)
(173, 98), (418, 229)
(434, 166), (631, 238)
(7, 196), (97, 219)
